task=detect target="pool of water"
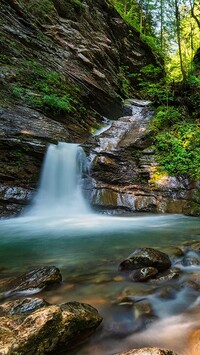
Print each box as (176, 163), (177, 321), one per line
(0, 213), (199, 354)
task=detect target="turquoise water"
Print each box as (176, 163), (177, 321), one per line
(0, 213), (199, 354)
(0, 214), (199, 274)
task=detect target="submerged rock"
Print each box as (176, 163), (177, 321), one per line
(0, 266), (62, 297)
(148, 270), (179, 284)
(119, 248), (171, 272)
(115, 347), (177, 354)
(133, 299), (156, 322)
(182, 256), (200, 266)
(182, 240), (200, 254)
(0, 298), (102, 354)
(181, 273), (200, 292)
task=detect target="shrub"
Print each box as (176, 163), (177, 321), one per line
(12, 60), (84, 115)
(154, 122), (200, 179)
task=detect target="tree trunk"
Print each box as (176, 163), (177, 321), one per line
(175, 0), (187, 81)
(160, 0), (164, 50)
(124, 0), (127, 15)
(189, 0), (200, 29)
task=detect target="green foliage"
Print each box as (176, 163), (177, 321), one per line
(118, 66), (131, 97)
(129, 64), (170, 104)
(113, 1), (200, 83)
(12, 60), (85, 115)
(186, 74), (200, 87)
(140, 35), (164, 60)
(152, 106), (200, 179)
(140, 64), (162, 77)
(151, 106), (181, 131)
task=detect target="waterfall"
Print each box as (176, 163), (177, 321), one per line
(25, 142), (90, 217)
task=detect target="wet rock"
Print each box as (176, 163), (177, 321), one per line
(155, 286), (178, 300)
(190, 273), (200, 283)
(129, 267), (158, 282)
(0, 298), (102, 354)
(162, 246), (184, 260)
(185, 273), (200, 291)
(0, 266), (62, 297)
(119, 248), (171, 272)
(115, 347), (177, 354)
(0, 106), (70, 216)
(181, 280), (200, 291)
(133, 299), (154, 318)
(182, 240), (200, 254)
(0, 298), (48, 316)
(89, 98), (199, 216)
(187, 329), (200, 355)
(182, 256), (200, 266)
(148, 270), (179, 284)
(131, 299), (158, 331)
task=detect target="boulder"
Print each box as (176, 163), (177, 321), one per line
(119, 248), (171, 272)
(0, 298), (102, 354)
(115, 347), (177, 354)
(129, 267), (158, 282)
(0, 266), (62, 297)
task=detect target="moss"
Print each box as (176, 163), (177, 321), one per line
(183, 201), (200, 216)
(149, 169), (168, 189)
(18, 0), (55, 23)
(10, 60), (86, 119)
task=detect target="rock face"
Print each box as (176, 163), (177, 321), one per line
(0, 106), (70, 217)
(119, 248), (171, 272)
(0, 0), (161, 216)
(0, 298), (102, 354)
(89, 100), (200, 214)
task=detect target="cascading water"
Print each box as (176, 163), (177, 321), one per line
(25, 142), (90, 217)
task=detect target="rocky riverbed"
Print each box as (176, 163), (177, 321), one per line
(0, 235), (199, 354)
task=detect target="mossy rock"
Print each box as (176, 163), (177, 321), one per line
(0, 298), (102, 354)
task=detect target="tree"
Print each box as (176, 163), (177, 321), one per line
(113, 0), (200, 80)
(174, 0), (187, 80)
(189, 0), (200, 29)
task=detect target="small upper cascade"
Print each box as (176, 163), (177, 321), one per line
(25, 143), (91, 217)
(93, 117), (111, 137)
(92, 99), (153, 153)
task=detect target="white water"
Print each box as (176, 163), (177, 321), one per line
(24, 142), (90, 217)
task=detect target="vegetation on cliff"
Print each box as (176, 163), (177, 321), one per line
(11, 60), (85, 117)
